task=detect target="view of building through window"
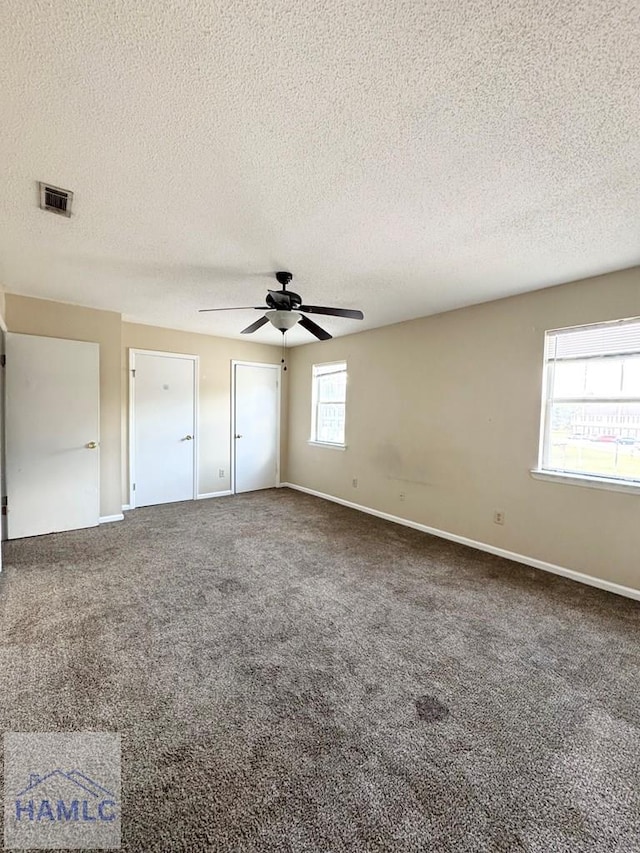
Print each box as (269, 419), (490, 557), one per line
(541, 319), (640, 482)
(311, 362), (347, 445)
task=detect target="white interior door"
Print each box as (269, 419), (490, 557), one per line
(5, 333), (100, 539)
(131, 351), (197, 507)
(0, 326), (5, 561)
(233, 362), (280, 493)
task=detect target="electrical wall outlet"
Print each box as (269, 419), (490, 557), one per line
(352, 478), (358, 488)
(219, 469), (225, 478)
(494, 510), (505, 525)
(399, 492), (406, 502)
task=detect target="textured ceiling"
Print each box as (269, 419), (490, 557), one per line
(0, 1), (639, 345)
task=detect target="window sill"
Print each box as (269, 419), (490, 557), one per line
(530, 469), (640, 495)
(307, 440), (347, 451)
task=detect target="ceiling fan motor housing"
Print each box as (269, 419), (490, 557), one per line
(266, 289), (302, 310)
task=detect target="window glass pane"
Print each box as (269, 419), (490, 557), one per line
(552, 358), (630, 399)
(622, 356), (640, 395)
(316, 402), (345, 444)
(317, 371), (346, 403)
(544, 401), (640, 481)
(584, 359), (623, 397)
(552, 361), (586, 397)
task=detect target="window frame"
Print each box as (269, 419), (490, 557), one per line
(534, 317), (640, 493)
(309, 360), (347, 448)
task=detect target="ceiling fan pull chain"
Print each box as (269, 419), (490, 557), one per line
(281, 334), (287, 371)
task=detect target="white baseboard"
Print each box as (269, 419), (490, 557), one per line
(99, 513), (124, 524)
(280, 483), (640, 602)
(122, 493), (231, 510)
(197, 490), (232, 500)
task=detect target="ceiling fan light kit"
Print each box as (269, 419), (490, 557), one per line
(266, 309), (301, 332)
(199, 271), (364, 341)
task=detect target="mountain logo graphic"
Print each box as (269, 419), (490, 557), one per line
(14, 769), (117, 823)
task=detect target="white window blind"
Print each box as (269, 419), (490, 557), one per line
(540, 317), (640, 484)
(545, 317), (640, 361)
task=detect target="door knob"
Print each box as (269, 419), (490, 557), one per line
(183, 435), (193, 441)
(234, 434), (243, 439)
(86, 441), (98, 449)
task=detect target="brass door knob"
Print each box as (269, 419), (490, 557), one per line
(86, 441), (98, 449)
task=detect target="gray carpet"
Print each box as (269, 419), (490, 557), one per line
(0, 488), (639, 852)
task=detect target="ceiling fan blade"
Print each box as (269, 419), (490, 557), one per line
(241, 316), (269, 334)
(299, 305), (364, 320)
(198, 306), (263, 313)
(299, 315), (332, 341)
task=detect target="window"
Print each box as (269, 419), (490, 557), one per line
(310, 361), (347, 446)
(539, 317), (640, 485)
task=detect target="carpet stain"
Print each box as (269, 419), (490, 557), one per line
(415, 694), (450, 722)
(216, 577), (244, 594)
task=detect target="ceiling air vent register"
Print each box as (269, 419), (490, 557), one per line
(39, 182), (73, 217)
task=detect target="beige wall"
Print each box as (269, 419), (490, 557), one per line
(122, 323), (283, 501)
(286, 266), (640, 590)
(5, 270), (639, 593)
(4, 294), (123, 517)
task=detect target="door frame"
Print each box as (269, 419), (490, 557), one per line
(0, 314), (8, 561)
(129, 349), (199, 509)
(231, 360), (281, 495)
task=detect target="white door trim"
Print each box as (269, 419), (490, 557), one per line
(129, 348), (199, 509)
(231, 360), (281, 495)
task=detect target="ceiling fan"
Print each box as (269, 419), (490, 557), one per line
(198, 271), (364, 340)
